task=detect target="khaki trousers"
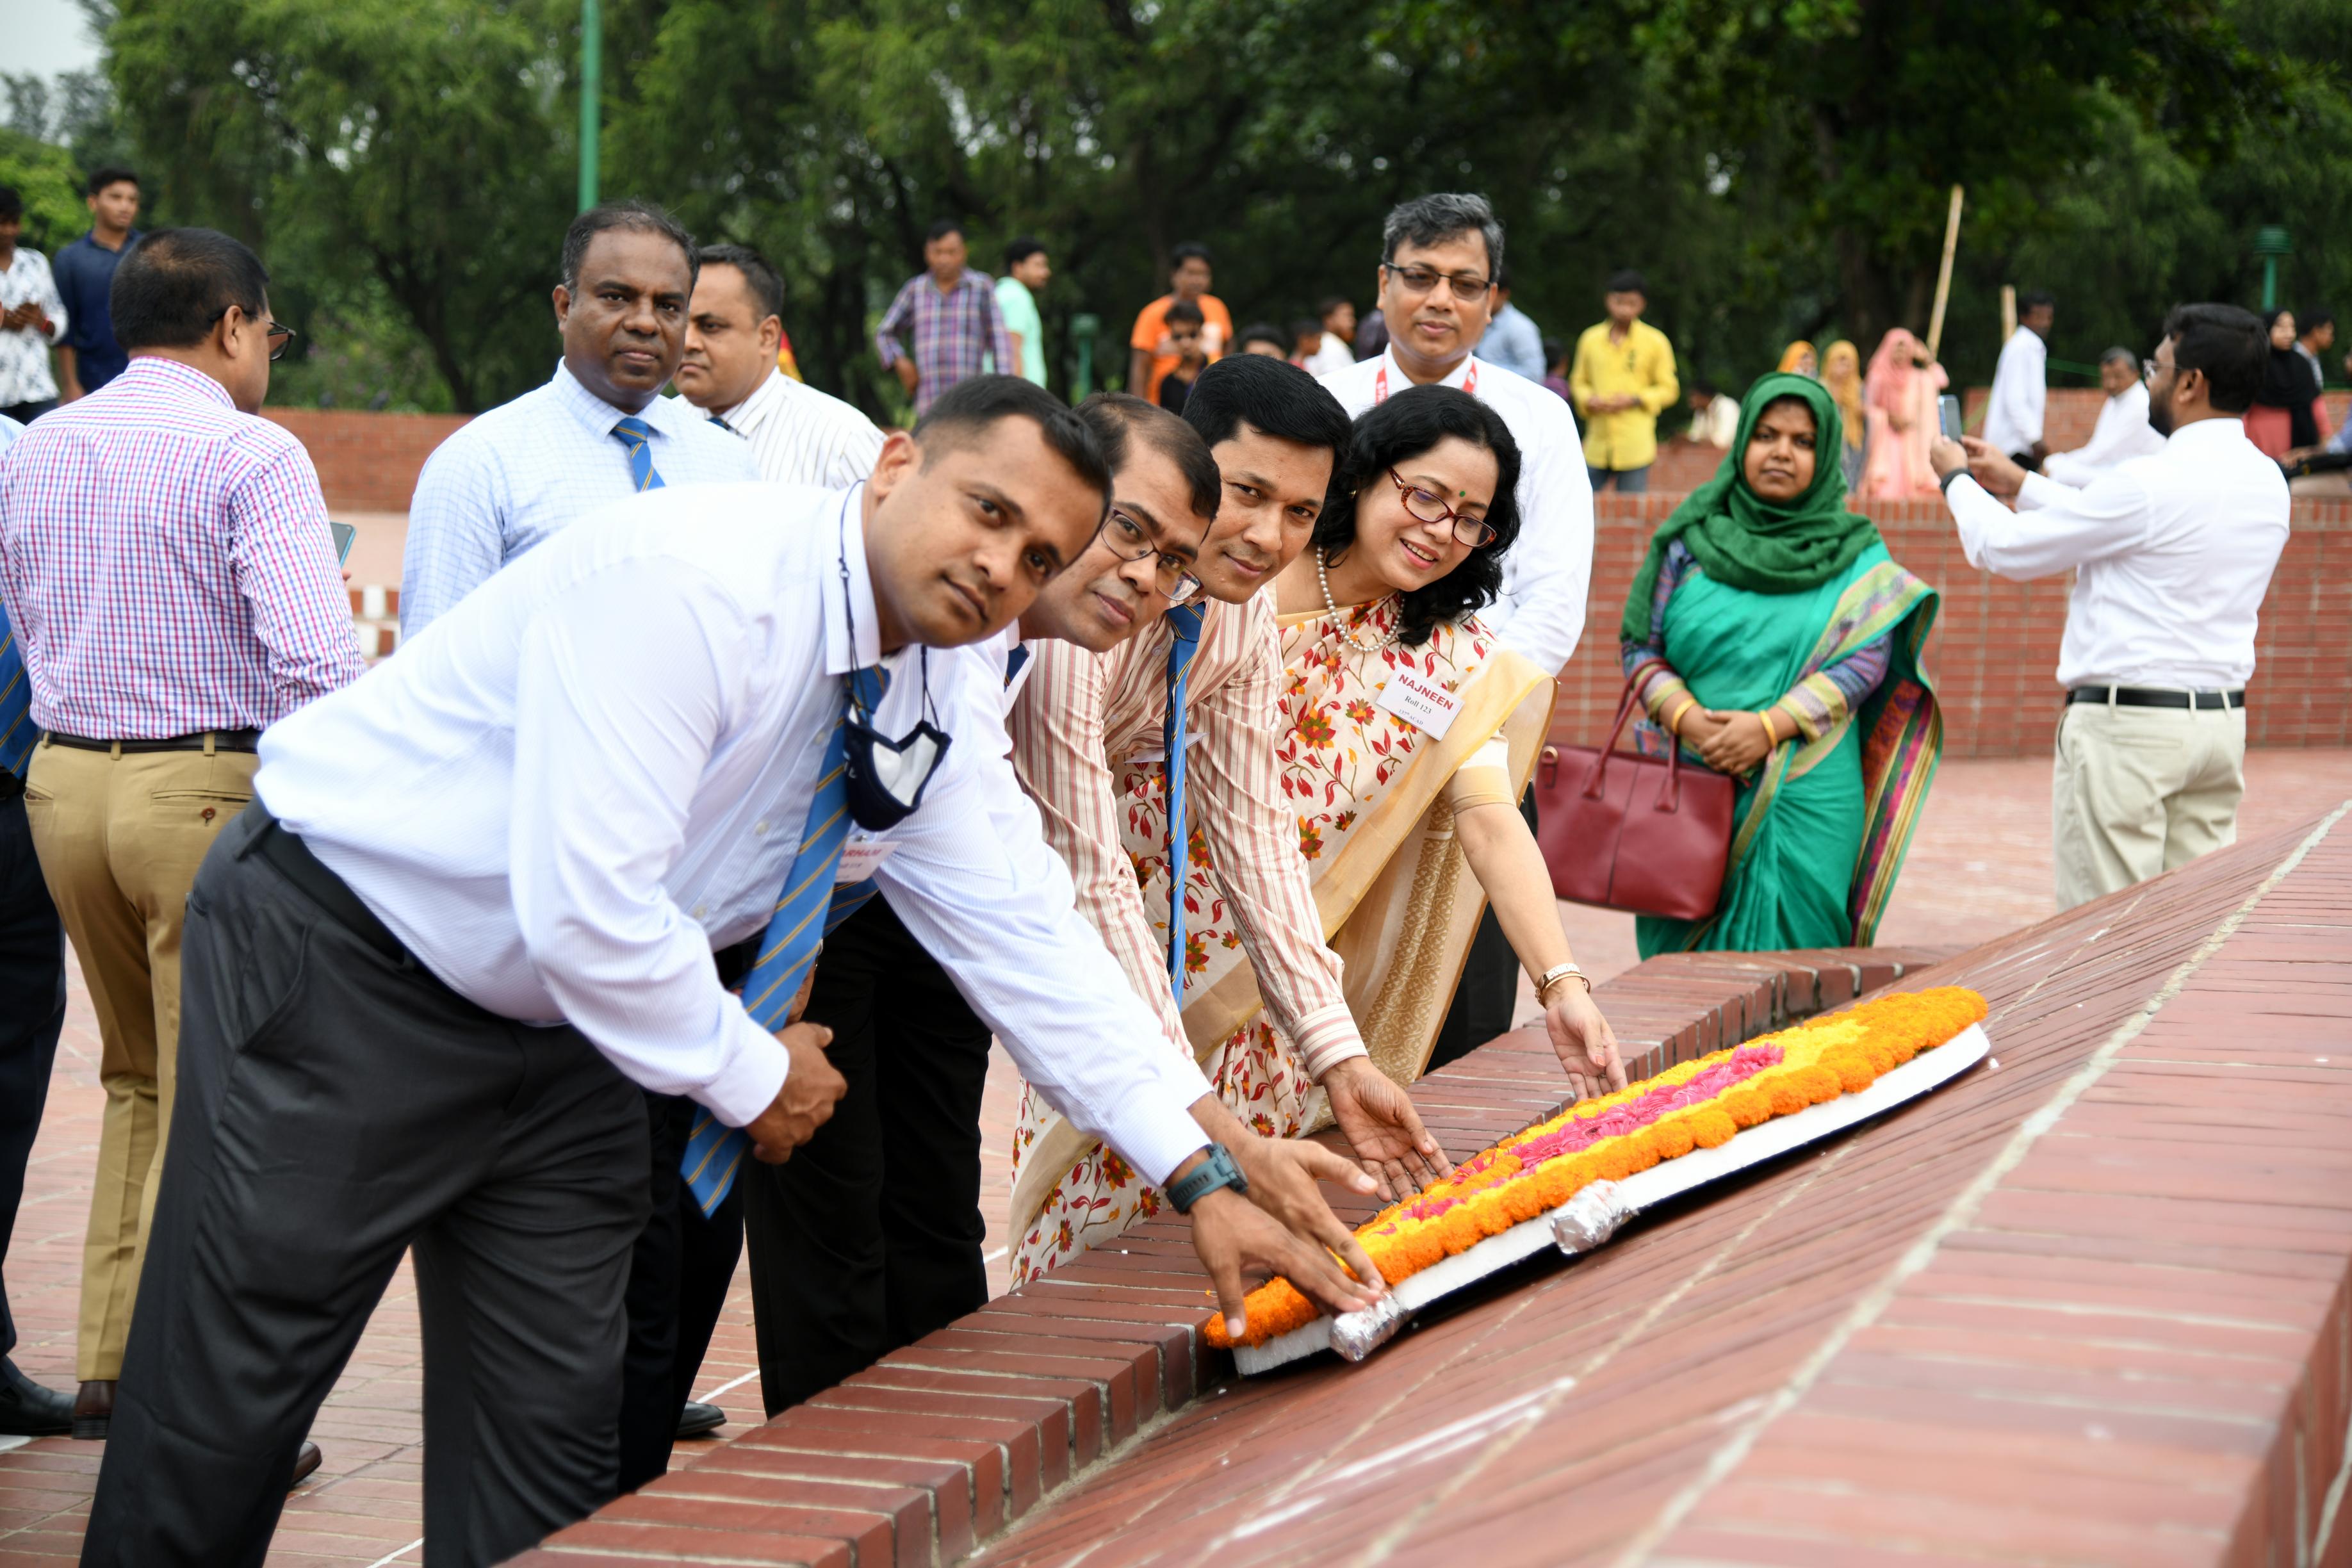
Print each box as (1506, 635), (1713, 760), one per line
(2052, 700), (2246, 913)
(22, 738), (258, 1380)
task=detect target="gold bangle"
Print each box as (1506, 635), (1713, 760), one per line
(1755, 708), (1779, 744)
(1666, 697), (1698, 735)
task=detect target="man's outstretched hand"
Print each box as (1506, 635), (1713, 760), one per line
(1180, 1099), (1387, 1334)
(1323, 1056), (1453, 1200)
(1188, 1181), (1380, 1343)
(744, 1021), (844, 1163)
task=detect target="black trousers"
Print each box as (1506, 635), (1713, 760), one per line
(0, 793), (67, 1360)
(739, 895), (992, 1417)
(615, 1092), (742, 1493)
(81, 806), (649, 1568)
(1427, 785), (1539, 1072)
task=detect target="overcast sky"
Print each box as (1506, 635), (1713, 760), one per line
(17, 0), (104, 81)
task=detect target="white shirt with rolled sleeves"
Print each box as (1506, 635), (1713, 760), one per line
(1981, 325), (2048, 455)
(1943, 417), (2289, 690)
(400, 361), (760, 634)
(2041, 381), (2164, 487)
(1323, 348), (1595, 676)
(257, 480), (1216, 1183)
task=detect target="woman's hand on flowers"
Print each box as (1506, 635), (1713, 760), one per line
(1544, 983), (1627, 1102)
(1323, 1056), (1454, 1200)
(1696, 709), (1775, 776)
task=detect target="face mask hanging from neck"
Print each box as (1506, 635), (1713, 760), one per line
(841, 705), (951, 831)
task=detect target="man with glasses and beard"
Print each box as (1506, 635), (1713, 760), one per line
(1937, 304), (2289, 911)
(1320, 193), (1596, 1071)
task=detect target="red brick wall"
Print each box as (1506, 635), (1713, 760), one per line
(261, 408), (470, 512)
(1551, 495), (2352, 759)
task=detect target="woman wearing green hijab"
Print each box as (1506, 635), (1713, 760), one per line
(1619, 372), (1942, 955)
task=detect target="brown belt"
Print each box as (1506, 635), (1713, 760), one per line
(44, 728), (263, 755)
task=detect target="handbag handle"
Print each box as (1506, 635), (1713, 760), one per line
(1580, 679), (1687, 813)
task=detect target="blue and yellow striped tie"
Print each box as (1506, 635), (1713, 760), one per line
(681, 664), (887, 1215)
(0, 602), (33, 780)
(1161, 603), (1205, 1002)
(612, 416), (666, 491)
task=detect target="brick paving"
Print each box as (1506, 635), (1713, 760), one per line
(1, 754), (2345, 1564)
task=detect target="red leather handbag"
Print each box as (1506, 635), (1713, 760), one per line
(1535, 684), (1735, 922)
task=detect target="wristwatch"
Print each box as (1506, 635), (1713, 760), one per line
(1165, 1143), (1249, 1214)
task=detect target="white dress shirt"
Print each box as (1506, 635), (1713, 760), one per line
(401, 361), (759, 633)
(259, 482), (1215, 1181)
(1945, 418), (2289, 690)
(705, 367), (885, 489)
(2042, 382), (2165, 486)
(1323, 348), (1595, 675)
(1300, 333), (1355, 380)
(1981, 325), (2048, 455)
(0, 246), (67, 408)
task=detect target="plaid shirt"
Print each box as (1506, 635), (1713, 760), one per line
(0, 357), (365, 738)
(874, 268), (1015, 415)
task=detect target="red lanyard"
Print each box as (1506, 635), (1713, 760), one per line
(1373, 358), (1477, 404)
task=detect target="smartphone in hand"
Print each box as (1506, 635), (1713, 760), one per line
(329, 521), (357, 564)
(1936, 395), (1964, 441)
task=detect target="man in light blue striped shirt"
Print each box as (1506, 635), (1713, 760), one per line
(400, 200), (758, 635)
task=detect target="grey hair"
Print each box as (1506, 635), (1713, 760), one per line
(2099, 345), (2137, 368)
(1380, 192), (1505, 281)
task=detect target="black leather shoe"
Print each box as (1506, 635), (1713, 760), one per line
(289, 1439), (323, 1489)
(71, 1378), (113, 1441)
(675, 1400), (726, 1439)
(0, 1360), (72, 1437)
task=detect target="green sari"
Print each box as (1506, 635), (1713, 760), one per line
(1633, 543), (1940, 956)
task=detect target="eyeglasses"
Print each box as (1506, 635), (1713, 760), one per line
(1100, 509), (1204, 604)
(208, 307), (298, 362)
(1389, 469), (1497, 547)
(1380, 261), (1494, 303)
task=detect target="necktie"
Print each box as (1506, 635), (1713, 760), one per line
(612, 416), (666, 492)
(0, 603), (32, 780)
(1002, 643), (1030, 690)
(681, 664), (888, 1215)
(1161, 603), (1205, 1002)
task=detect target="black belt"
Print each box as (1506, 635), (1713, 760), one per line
(243, 804), (410, 964)
(2066, 686), (2244, 711)
(47, 728), (263, 754)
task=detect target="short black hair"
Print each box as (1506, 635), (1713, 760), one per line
(1239, 321), (1287, 352)
(913, 374), (1110, 505)
(1180, 353), (1353, 463)
(85, 166), (138, 197)
(2162, 302), (2266, 414)
(926, 218), (966, 245)
(1289, 318), (1324, 345)
(2301, 307), (2334, 334)
(1170, 241), (1212, 270)
(1381, 193), (1504, 281)
(109, 227), (268, 352)
(1163, 298), (1205, 329)
(1003, 236), (1046, 269)
(1312, 385), (1521, 648)
(1606, 268), (1646, 295)
(1077, 391), (1220, 524)
(1542, 336), (1565, 368)
(1319, 295), (1352, 320)
(696, 243), (783, 322)
(562, 199), (696, 294)
(0, 186), (20, 223)
(2020, 290), (2056, 314)
(2098, 345), (2137, 368)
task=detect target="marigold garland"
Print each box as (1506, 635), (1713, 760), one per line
(1204, 986), (1986, 1348)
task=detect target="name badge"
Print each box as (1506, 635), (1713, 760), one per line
(1122, 729), (1207, 767)
(1375, 669), (1462, 738)
(836, 835), (899, 884)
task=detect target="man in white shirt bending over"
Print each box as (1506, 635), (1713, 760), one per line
(1319, 190), (1595, 1068)
(1933, 303), (2289, 911)
(1982, 289), (2054, 468)
(2041, 346), (2165, 486)
(675, 241), (885, 488)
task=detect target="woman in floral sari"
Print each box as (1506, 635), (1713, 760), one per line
(1012, 386), (1624, 1280)
(1621, 372), (1941, 957)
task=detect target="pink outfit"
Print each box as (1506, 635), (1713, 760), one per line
(1859, 329), (1949, 498)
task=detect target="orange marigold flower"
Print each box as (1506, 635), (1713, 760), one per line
(1792, 1064), (1843, 1104)
(1688, 1107), (1738, 1147)
(1652, 1118), (1698, 1160)
(1720, 1088), (1770, 1128)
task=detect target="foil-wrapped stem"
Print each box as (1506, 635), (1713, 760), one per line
(1328, 1290), (1411, 1363)
(1551, 1180), (1631, 1255)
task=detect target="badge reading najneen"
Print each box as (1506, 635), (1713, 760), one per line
(1374, 668), (1462, 738)
(835, 836), (899, 883)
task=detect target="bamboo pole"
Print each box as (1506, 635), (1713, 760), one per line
(1924, 184), (1964, 361)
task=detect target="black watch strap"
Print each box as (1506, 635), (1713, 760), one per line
(1166, 1142), (1248, 1213)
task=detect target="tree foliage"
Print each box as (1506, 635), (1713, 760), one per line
(25, 0), (2348, 413)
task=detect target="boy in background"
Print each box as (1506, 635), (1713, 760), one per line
(1154, 300), (1207, 412)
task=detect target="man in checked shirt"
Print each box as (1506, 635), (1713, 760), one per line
(0, 228), (363, 1467)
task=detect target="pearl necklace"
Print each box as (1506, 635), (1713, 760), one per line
(1316, 548), (1396, 651)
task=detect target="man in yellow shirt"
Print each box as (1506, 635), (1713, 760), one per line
(1569, 269), (1679, 492)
